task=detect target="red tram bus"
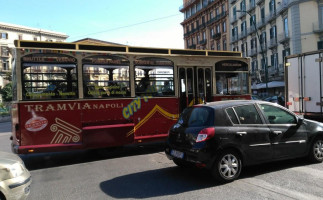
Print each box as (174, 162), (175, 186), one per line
(11, 40), (251, 154)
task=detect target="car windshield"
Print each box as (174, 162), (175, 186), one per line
(178, 107), (214, 127)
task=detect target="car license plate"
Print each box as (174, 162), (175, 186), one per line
(170, 150), (184, 159)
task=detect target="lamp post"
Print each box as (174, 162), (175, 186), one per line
(236, 10), (268, 95)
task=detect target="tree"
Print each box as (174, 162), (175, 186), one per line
(0, 83), (12, 102)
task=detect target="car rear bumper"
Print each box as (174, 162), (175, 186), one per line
(165, 144), (213, 169)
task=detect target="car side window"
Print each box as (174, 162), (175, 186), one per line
(259, 104), (296, 124)
(233, 105), (262, 124)
(225, 108), (239, 124)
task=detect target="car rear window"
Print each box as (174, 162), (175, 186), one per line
(178, 107), (214, 127)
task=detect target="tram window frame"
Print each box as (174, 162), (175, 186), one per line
(134, 64), (175, 97)
(82, 64), (130, 98)
(22, 63), (78, 100)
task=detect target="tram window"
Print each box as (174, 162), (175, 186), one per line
(22, 64), (78, 100)
(83, 65), (130, 98)
(135, 58), (174, 97)
(215, 72), (249, 95)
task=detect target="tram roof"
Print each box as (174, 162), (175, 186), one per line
(14, 40), (242, 57)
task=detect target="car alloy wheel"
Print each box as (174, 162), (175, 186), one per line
(212, 150), (242, 183)
(313, 139), (323, 162)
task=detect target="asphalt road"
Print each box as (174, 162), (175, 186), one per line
(1, 122), (323, 200)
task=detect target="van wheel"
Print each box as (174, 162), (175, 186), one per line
(308, 138), (323, 163)
(212, 150), (242, 183)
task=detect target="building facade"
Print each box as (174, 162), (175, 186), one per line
(180, 0), (230, 51)
(229, 0), (323, 97)
(0, 22), (68, 102)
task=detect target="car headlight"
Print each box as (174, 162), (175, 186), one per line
(0, 163), (24, 180)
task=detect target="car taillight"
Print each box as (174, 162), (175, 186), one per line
(196, 127), (215, 142)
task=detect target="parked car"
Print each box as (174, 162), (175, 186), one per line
(0, 151), (31, 200)
(165, 100), (323, 183)
(263, 95), (285, 105)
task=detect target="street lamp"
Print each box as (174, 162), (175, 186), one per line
(236, 10), (269, 95)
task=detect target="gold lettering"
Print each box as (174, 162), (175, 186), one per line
(57, 104), (67, 111)
(45, 104), (55, 112)
(83, 103), (91, 109)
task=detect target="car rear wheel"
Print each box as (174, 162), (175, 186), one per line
(212, 150), (242, 183)
(308, 138), (323, 163)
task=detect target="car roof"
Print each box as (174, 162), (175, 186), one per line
(196, 100), (269, 109)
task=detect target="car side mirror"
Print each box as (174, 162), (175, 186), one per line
(297, 116), (304, 125)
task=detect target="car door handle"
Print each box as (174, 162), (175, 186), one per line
(236, 132), (247, 136)
(273, 131), (282, 135)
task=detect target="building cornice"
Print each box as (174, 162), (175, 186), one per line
(0, 22), (68, 39)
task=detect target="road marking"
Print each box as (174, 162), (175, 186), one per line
(240, 178), (322, 200)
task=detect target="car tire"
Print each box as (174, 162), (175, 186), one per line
(212, 150), (242, 183)
(308, 138), (323, 163)
(173, 158), (194, 168)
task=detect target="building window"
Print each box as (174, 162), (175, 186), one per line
(284, 17), (289, 37)
(271, 53), (279, 69)
(210, 11), (214, 19)
(222, 21), (226, 32)
(18, 34), (23, 40)
(222, 4), (226, 13)
(211, 44), (215, 50)
(217, 42), (220, 50)
(203, 31), (206, 40)
(210, 28), (214, 37)
(223, 40), (227, 50)
(216, 24), (220, 33)
(233, 6), (237, 20)
(33, 37), (38, 41)
(269, 0), (276, 13)
(0, 33), (8, 39)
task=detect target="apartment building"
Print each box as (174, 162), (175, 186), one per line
(229, 0), (323, 97)
(0, 22), (68, 102)
(180, 0), (230, 50)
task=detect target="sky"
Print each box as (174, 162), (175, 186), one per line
(1, 0), (184, 48)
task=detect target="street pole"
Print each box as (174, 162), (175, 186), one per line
(236, 10), (268, 95)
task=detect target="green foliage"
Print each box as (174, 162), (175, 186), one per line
(0, 82), (12, 102)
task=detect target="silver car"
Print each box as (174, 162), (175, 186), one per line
(0, 151), (31, 200)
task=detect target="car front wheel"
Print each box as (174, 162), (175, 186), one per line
(212, 150), (242, 183)
(308, 138), (323, 163)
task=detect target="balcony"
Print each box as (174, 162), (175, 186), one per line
(179, 0), (197, 12)
(249, 48), (257, 57)
(268, 38), (278, 49)
(239, 30), (248, 39)
(230, 0), (237, 4)
(248, 26), (256, 35)
(198, 23), (206, 30)
(199, 39), (207, 45)
(276, 0), (291, 15)
(231, 34), (238, 43)
(256, 0), (265, 5)
(247, 1), (256, 12)
(258, 43), (267, 53)
(266, 11), (276, 23)
(278, 32), (290, 44)
(238, 11), (246, 19)
(313, 22), (323, 34)
(189, 44), (197, 49)
(257, 18), (266, 29)
(212, 33), (221, 40)
(230, 16), (238, 24)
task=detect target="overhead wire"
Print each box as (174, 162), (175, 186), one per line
(69, 13), (181, 39)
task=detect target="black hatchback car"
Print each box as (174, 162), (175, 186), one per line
(165, 100), (323, 183)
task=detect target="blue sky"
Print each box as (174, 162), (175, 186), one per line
(1, 0), (184, 48)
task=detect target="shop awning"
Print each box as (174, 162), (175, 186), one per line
(252, 81), (285, 89)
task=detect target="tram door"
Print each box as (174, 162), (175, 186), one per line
(179, 67), (212, 112)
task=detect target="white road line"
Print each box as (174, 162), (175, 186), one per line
(240, 178), (322, 200)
